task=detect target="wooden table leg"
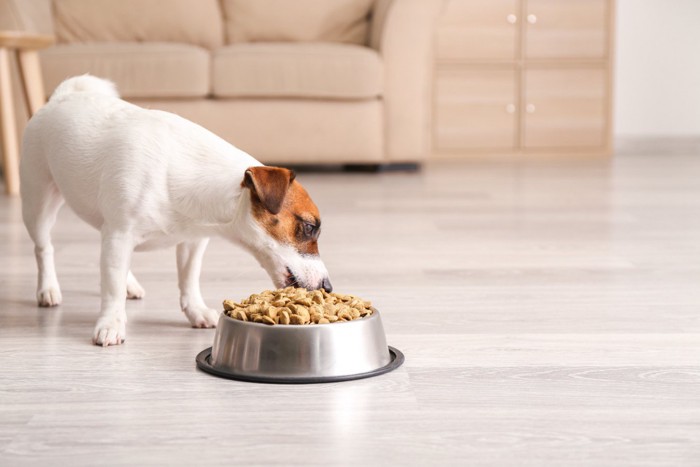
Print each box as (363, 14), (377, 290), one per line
(18, 49), (46, 115)
(0, 47), (20, 195)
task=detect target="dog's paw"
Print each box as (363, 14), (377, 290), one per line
(126, 281), (145, 300)
(37, 287), (62, 307)
(184, 306), (220, 329)
(93, 316), (126, 347)
(126, 276), (145, 300)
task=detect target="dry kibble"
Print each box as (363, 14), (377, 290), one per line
(289, 315), (305, 325)
(338, 311), (352, 321)
(222, 287), (374, 326)
(264, 307), (278, 319)
(279, 310), (290, 325)
(223, 300), (238, 311)
(295, 307), (310, 322)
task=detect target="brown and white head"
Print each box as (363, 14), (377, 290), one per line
(233, 166), (332, 292)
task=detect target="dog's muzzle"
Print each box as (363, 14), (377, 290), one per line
(285, 267), (332, 292)
(321, 277), (333, 293)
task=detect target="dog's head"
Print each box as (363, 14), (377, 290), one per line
(237, 166), (332, 292)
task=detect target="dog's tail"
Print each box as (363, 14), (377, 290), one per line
(49, 74), (119, 102)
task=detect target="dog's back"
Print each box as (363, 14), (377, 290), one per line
(20, 75), (175, 227)
(21, 74), (258, 231)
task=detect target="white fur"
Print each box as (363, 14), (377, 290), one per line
(20, 75), (330, 346)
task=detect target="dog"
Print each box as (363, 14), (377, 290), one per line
(20, 75), (332, 346)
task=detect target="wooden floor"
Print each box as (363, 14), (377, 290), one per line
(1, 152), (699, 466)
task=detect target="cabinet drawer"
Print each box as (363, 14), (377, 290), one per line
(436, 0), (519, 61)
(525, 0), (609, 59)
(523, 68), (607, 149)
(435, 68), (518, 150)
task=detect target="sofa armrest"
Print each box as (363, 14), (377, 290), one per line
(370, 0), (441, 162)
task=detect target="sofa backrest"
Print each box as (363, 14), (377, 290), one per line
(6, 0), (378, 49)
(221, 0), (375, 46)
(52, 0), (224, 49)
(0, 0), (53, 34)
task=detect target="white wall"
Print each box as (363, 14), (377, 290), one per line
(615, 0), (700, 137)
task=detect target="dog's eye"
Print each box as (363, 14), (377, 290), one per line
(303, 223), (316, 238)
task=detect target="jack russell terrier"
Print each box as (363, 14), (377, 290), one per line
(20, 75), (332, 346)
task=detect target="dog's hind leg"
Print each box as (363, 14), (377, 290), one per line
(126, 270), (145, 299)
(21, 179), (65, 307)
(176, 238), (219, 328)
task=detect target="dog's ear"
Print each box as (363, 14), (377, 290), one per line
(243, 166), (296, 214)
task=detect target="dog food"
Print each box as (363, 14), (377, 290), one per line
(223, 287), (373, 325)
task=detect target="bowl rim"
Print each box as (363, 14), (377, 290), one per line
(218, 306), (380, 330)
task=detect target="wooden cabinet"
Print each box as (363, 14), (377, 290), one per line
(436, 0), (519, 61)
(523, 67), (607, 148)
(525, 0), (609, 59)
(436, 68), (518, 149)
(433, 0), (614, 156)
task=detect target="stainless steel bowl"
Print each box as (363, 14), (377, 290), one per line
(196, 309), (404, 383)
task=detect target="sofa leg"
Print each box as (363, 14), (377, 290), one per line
(0, 47), (20, 195)
(18, 50), (46, 115)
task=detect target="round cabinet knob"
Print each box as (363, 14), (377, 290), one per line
(526, 104), (536, 114)
(506, 14), (517, 24)
(505, 104), (516, 114)
(527, 14), (537, 24)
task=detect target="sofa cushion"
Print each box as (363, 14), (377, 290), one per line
(221, 0), (374, 45)
(41, 43), (210, 98)
(52, 0), (223, 49)
(212, 43), (382, 100)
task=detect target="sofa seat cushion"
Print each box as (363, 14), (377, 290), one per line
(212, 43), (382, 100)
(41, 43), (210, 98)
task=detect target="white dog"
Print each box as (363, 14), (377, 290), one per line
(20, 75), (332, 346)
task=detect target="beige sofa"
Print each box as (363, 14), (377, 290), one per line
(1, 0), (439, 166)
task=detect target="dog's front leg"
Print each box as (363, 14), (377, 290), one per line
(93, 229), (133, 346)
(177, 238), (219, 328)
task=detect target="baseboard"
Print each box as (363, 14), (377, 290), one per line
(615, 136), (700, 156)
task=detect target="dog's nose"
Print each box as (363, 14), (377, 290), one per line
(322, 277), (333, 293)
